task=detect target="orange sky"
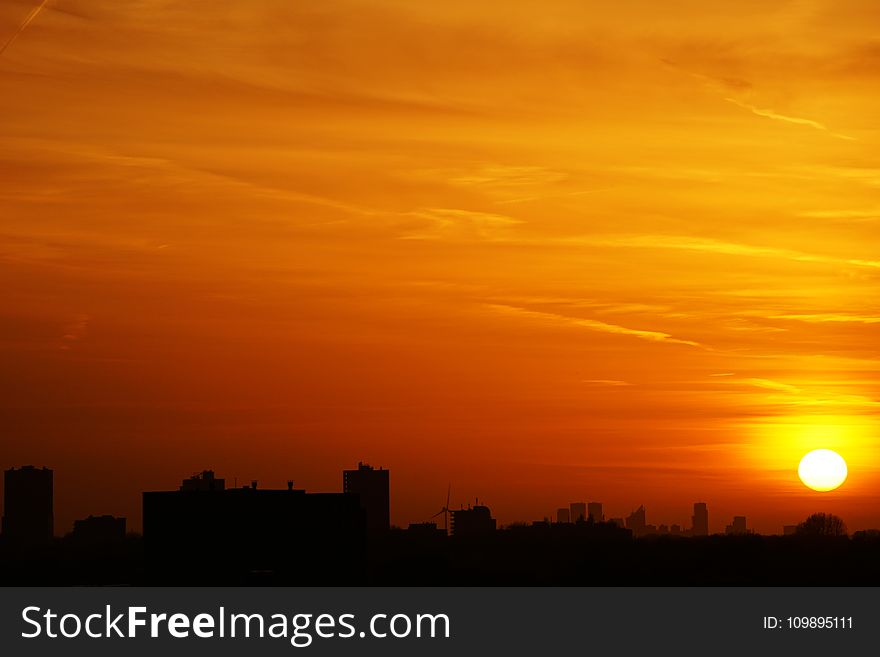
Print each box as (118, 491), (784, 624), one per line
(1, 0), (879, 535)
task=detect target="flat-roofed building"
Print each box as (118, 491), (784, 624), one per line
(2, 466), (53, 545)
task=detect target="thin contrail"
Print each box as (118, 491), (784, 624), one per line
(0, 0), (51, 57)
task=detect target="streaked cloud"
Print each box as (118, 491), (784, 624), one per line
(798, 209), (880, 220)
(60, 313), (90, 350)
(723, 97), (854, 140)
(446, 165), (567, 187)
(569, 234), (880, 270)
(744, 378), (801, 394)
(487, 304), (702, 347)
(771, 313), (880, 324)
(0, 0), (49, 57)
(400, 208), (524, 241)
(662, 57), (856, 140)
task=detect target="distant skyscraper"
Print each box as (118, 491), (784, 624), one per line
(343, 462), (389, 533)
(588, 502), (604, 523)
(692, 502), (709, 537)
(725, 516), (747, 535)
(570, 502), (586, 522)
(2, 466), (53, 545)
(626, 505), (646, 537)
(556, 507), (571, 524)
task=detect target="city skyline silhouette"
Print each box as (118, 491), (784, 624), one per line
(3, 461), (879, 586)
(0, 461), (836, 540)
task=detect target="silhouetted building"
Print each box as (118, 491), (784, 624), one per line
(626, 505), (646, 537)
(725, 516), (747, 535)
(853, 529), (880, 539)
(609, 517), (625, 528)
(570, 502), (586, 522)
(343, 462), (389, 534)
(2, 466), (53, 545)
(670, 524), (682, 535)
(556, 507), (571, 524)
(71, 515), (126, 543)
(692, 502), (709, 537)
(406, 522), (446, 539)
(180, 470), (225, 492)
(588, 502), (604, 523)
(143, 473), (366, 583)
(451, 505), (496, 537)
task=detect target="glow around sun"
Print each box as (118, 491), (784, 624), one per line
(798, 449), (848, 492)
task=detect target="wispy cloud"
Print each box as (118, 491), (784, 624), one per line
(0, 0), (51, 57)
(487, 304), (702, 347)
(770, 313), (880, 324)
(744, 378), (801, 394)
(661, 58), (856, 140)
(798, 209), (880, 220)
(718, 376), (880, 412)
(582, 379), (633, 386)
(724, 98), (825, 131)
(60, 313), (89, 350)
(569, 234), (880, 270)
(492, 296), (674, 316)
(447, 165), (566, 187)
(723, 97), (855, 140)
(400, 208), (523, 241)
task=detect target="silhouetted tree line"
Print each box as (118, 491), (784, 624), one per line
(2, 513), (880, 585)
(795, 512), (847, 537)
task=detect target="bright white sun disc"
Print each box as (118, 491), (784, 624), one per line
(798, 449), (847, 492)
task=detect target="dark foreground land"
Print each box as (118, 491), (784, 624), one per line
(2, 524), (880, 586)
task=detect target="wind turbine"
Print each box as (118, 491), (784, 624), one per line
(430, 484), (452, 535)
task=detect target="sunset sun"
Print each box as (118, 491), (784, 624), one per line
(798, 449), (848, 492)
